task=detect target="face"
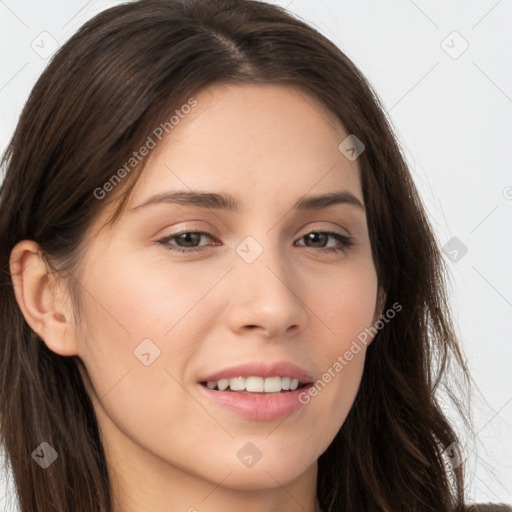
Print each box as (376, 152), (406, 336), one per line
(70, 84), (380, 493)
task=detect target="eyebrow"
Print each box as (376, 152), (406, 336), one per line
(130, 190), (365, 212)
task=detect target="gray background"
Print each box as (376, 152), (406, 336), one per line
(1, 0), (511, 509)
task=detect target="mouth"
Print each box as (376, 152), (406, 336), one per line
(196, 361), (314, 420)
(199, 376), (311, 394)
(197, 378), (314, 421)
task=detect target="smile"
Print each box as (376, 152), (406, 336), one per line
(200, 376), (308, 393)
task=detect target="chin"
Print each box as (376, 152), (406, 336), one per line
(211, 452), (316, 490)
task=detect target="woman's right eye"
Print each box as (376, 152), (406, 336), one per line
(156, 231), (216, 253)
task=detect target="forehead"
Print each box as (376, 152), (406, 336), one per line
(129, 83), (363, 217)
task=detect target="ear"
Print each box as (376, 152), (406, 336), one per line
(9, 240), (80, 356)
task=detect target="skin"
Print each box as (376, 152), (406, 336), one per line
(11, 83), (384, 512)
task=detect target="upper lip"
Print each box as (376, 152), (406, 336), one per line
(199, 361), (314, 383)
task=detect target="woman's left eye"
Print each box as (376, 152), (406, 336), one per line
(156, 230), (355, 254)
(295, 231), (355, 253)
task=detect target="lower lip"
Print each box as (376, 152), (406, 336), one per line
(197, 383), (313, 421)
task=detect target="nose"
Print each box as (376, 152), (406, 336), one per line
(226, 243), (309, 339)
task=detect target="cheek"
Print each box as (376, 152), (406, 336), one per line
(297, 259), (378, 434)
(73, 248), (232, 436)
(75, 248), (223, 369)
(307, 257), (378, 350)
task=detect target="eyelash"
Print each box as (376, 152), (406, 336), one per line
(156, 230), (355, 254)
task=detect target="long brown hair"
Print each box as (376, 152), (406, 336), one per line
(0, 0), (487, 510)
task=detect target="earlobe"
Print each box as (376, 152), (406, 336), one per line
(9, 240), (79, 357)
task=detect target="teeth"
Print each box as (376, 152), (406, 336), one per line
(246, 376), (264, 392)
(204, 376), (305, 393)
(264, 376), (281, 392)
(281, 377), (291, 390)
(217, 379), (229, 391)
(229, 377), (246, 391)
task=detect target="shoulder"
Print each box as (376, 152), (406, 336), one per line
(465, 504), (512, 511)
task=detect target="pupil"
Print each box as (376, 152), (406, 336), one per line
(179, 233), (199, 247)
(307, 232), (325, 247)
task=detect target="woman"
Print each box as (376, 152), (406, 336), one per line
(0, 0), (509, 511)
